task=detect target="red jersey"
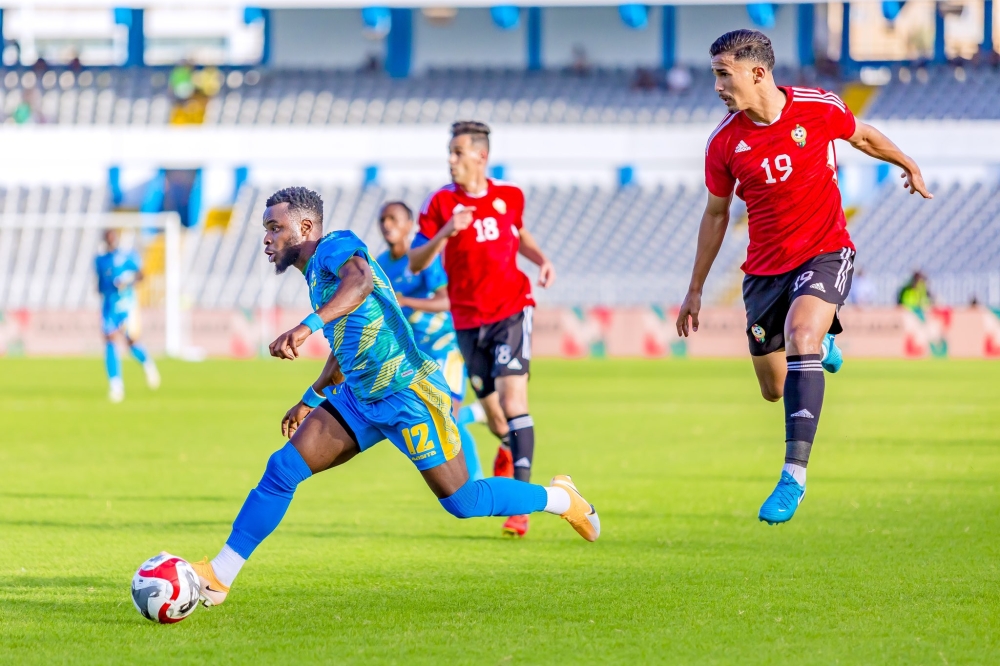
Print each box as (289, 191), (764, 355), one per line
(705, 86), (857, 276)
(418, 179), (534, 329)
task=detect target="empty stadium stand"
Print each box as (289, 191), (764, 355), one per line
(185, 182), (744, 309)
(0, 185), (110, 310)
(3, 178), (998, 312)
(865, 65), (1000, 121)
(0, 65), (830, 126)
(850, 179), (1000, 305)
(13, 61), (1000, 125)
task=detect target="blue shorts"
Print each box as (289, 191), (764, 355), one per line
(101, 305), (140, 338)
(433, 348), (467, 404)
(322, 371), (461, 471)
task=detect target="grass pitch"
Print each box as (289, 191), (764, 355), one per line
(1, 357), (998, 664)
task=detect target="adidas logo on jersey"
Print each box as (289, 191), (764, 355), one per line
(735, 140), (751, 153)
(810, 282), (826, 292)
(790, 409), (815, 419)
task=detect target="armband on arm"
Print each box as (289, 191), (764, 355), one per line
(301, 385), (325, 408)
(301, 313), (324, 333)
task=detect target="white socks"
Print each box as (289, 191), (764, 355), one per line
(467, 401), (486, 424)
(543, 486), (571, 515)
(783, 463), (807, 487)
(143, 361), (161, 389)
(210, 545), (246, 588)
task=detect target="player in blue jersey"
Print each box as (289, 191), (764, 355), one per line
(188, 188), (599, 607)
(94, 229), (160, 403)
(375, 201), (484, 482)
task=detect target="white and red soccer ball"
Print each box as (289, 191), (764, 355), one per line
(131, 553), (201, 624)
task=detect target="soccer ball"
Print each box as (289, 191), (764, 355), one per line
(131, 552), (201, 624)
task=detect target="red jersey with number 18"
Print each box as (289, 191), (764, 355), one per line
(417, 179), (534, 330)
(705, 86), (857, 276)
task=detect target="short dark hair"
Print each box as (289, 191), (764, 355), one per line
(380, 200), (413, 221)
(451, 120), (490, 151)
(265, 186), (324, 226)
(710, 29), (775, 70)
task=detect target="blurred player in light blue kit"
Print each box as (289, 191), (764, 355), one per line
(95, 229), (160, 402)
(376, 201), (484, 481)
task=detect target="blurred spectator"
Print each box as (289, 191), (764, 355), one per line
(169, 61), (222, 125)
(571, 46), (591, 76)
(31, 57), (48, 75)
(631, 68), (657, 91)
(897, 271), (933, 310)
(849, 269), (876, 305)
(67, 52), (83, 74)
(361, 53), (381, 73)
(666, 66), (692, 93)
(192, 66), (223, 97)
(169, 61), (195, 101)
(13, 88), (41, 124)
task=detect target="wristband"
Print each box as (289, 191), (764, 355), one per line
(301, 313), (324, 333)
(302, 385), (325, 408)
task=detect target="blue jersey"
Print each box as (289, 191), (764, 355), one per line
(375, 250), (458, 360)
(95, 249), (141, 315)
(305, 231), (439, 404)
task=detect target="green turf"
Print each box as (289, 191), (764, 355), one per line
(1, 357), (998, 664)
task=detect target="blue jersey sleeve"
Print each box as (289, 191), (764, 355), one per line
(422, 256), (448, 293)
(411, 232), (431, 249)
(315, 231), (367, 276)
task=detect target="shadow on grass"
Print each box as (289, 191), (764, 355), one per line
(283, 527), (517, 542)
(0, 575), (112, 590)
(0, 519), (230, 530)
(0, 491), (234, 502)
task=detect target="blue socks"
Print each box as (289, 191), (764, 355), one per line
(226, 443), (313, 559)
(458, 421), (484, 481)
(224, 442), (543, 559)
(458, 405), (478, 426)
(104, 342), (121, 381)
(439, 478), (547, 519)
(130, 343), (149, 364)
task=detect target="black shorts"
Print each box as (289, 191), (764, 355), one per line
(742, 248), (855, 356)
(456, 306), (533, 399)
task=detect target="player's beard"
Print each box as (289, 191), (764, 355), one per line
(273, 245), (302, 275)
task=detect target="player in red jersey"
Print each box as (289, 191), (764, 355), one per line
(676, 30), (932, 525)
(410, 121), (556, 538)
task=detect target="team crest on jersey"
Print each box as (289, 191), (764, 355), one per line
(492, 198), (507, 215)
(751, 324), (766, 343)
(791, 125), (807, 148)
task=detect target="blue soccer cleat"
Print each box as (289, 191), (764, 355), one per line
(758, 472), (806, 525)
(821, 333), (843, 373)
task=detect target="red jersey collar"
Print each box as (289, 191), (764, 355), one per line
(453, 179), (490, 199)
(738, 86), (794, 129)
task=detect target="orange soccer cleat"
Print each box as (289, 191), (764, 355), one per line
(550, 475), (600, 542)
(501, 514), (529, 538)
(493, 445), (513, 478)
(190, 557), (230, 608)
